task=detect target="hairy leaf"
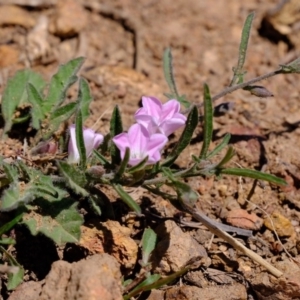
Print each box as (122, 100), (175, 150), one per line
(219, 168), (287, 186)
(22, 198), (83, 245)
(113, 183), (141, 214)
(110, 105), (123, 165)
(57, 161), (88, 196)
(44, 57), (85, 112)
(2, 70), (45, 134)
(141, 228), (157, 265)
(77, 77), (92, 121)
(75, 109), (87, 169)
(199, 83), (213, 159)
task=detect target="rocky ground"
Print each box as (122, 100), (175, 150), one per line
(0, 0), (300, 299)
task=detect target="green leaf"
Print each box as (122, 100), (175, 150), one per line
(162, 106), (198, 166)
(215, 146), (235, 168)
(75, 109), (87, 169)
(219, 168), (287, 186)
(2, 69), (45, 134)
(115, 147), (130, 178)
(44, 57), (85, 112)
(0, 213), (23, 236)
(163, 48), (179, 98)
(93, 149), (111, 167)
(206, 133), (231, 159)
(110, 105), (123, 165)
(7, 265), (24, 291)
(77, 77), (92, 121)
(22, 198), (83, 245)
(57, 161), (88, 196)
(199, 83), (213, 159)
(1, 183), (28, 211)
(230, 12), (255, 86)
(2, 162), (18, 183)
(0, 164), (68, 211)
(0, 245), (24, 290)
(44, 102), (77, 138)
(163, 48), (190, 108)
(112, 183), (141, 214)
(129, 274), (161, 295)
(127, 155), (149, 173)
(27, 83), (45, 130)
(141, 228), (157, 265)
(88, 195), (102, 216)
(280, 56), (300, 74)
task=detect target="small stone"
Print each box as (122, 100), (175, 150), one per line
(0, 5), (36, 28)
(50, 0), (88, 37)
(264, 211), (296, 237)
(153, 220), (208, 274)
(79, 220), (138, 270)
(0, 45), (19, 68)
(226, 208), (263, 230)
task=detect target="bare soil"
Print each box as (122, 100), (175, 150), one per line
(0, 0), (300, 299)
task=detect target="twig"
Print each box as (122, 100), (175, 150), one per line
(181, 201), (283, 278)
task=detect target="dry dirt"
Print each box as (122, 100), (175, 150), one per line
(0, 0), (300, 299)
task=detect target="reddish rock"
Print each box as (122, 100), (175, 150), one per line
(226, 208), (263, 230)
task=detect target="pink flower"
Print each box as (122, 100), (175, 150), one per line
(68, 125), (103, 164)
(135, 96), (187, 136)
(112, 123), (168, 166)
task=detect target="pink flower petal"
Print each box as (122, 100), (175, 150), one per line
(161, 99), (181, 120)
(112, 132), (130, 160)
(160, 116), (187, 136)
(68, 125), (104, 164)
(134, 114), (157, 135)
(140, 96), (162, 119)
(147, 133), (168, 157)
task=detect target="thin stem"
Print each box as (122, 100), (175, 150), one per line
(182, 68), (283, 114)
(181, 202), (283, 278)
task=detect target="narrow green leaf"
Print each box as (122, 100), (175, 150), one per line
(77, 77), (92, 121)
(88, 195), (102, 216)
(199, 83), (213, 159)
(206, 133), (231, 159)
(219, 168), (287, 186)
(127, 155), (148, 174)
(2, 70), (45, 134)
(115, 147), (130, 178)
(129, 274), (161, 295)
(112, 183), (141, 214)
(75, 109), (87, 169)
(22, 198), (84, 245)
(27, 83), (45, 130)
(44, 57), (85, 112)
(230, 12), (255, 86)
(162, 106), (198, 166)
(163, 48), (179, 99)
(57, 161), (88, 196)
(215, 146), (235, 168)
(141, 228), (157, 265)
(110, 105), (123, 165)
(93, 149), (111, 166)
(0, 213), (23, 236)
